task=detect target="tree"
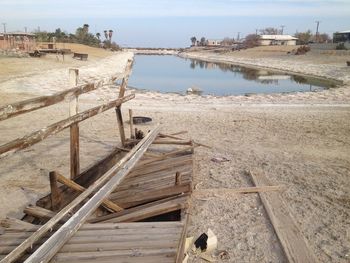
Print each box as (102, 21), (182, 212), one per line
(108, 30), (113, 41)
(318, 33), (331, 43)
(221, 37), (235, 46)
(104, 30), (108, 40)
(260, 27), (279, 35)
(83, 24), (89, 34)
(96, 32), (101, 41)
(294, 30), (313, 44)
(200, 37), (206, 46)
(190, 36), (197, 46)
(244, 34), (260, 48)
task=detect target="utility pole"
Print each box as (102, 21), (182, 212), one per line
(315, 21), (320, 43)
(237, 32), (240, 41)
(24, 26), (27, 33)
(280, 25), (285, 35)
(255, 29), (258, 36)
(2, 23), (6, 33)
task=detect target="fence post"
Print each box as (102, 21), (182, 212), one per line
(69, 68), (80, 180)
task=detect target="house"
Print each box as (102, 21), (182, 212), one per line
(259, 35), (297, 46)
(0, 31), (36, 51)
(333, 30), (350, 43)
(206, 39), (222, 46)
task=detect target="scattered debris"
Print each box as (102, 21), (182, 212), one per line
(211, 156), (230, 163)
(194, 233), (208, 251)
(133, 116), (152, 124)
(134, 128), (144, 139)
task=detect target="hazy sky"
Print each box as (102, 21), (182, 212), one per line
(1, 0), (349, 47)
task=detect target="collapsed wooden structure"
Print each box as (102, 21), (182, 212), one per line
(0, 59), (193, 262)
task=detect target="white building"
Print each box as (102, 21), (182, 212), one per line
(206, 39), (222, 46)
(259, 35), (298, 46)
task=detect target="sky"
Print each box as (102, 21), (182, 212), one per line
(1, 0), (349, 47)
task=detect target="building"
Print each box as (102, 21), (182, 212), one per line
(333, 30), (350, 43)
(259, 35), (297, 46)
(0, 31), (36, 51)
(206, 39), (222, 46)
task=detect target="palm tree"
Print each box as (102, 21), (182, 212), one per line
(96, 32), (101, 41)
(104, 30), (108, 40)
(108, 30), (113, 41)
(190, 36), (197, 46)
(200, 37), (206, 46)
(83, 24), (89, 34)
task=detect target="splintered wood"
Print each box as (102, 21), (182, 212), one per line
(0, 130), (193, 263)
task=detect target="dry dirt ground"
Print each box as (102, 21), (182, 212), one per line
(0, 46), (349, 263)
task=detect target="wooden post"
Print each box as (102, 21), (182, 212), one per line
(115, 59), (133, 147)
(49, 171), (61, 212)
(129, 109), (134, 139)
(69, 68), (80, 180)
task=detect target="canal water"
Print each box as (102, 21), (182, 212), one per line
(128, 55), (336, 96)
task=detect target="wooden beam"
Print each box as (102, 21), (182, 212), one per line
(69, 68), (80, 180)
(22, 126), (160, 263)
(128, 109), (134, 139)
(90, 194), (188, 223)
(23, 206), (57, 221)
(56, 172), (123, 212)
(0, 126), (159, 263)
(249, 170), (317, 263)
(49, 171), (61, 212)
(115, 59), (133, 147)
(193, 185), (285, 196)
(0, 94), (134, 158)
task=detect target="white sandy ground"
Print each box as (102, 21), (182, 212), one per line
(0, 50), (349, 262)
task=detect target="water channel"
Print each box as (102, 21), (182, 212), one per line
(128, 55), (336, 96)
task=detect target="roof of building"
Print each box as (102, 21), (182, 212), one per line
(337, 30), (350, 34)
(206, 39), (223, 42)
(260, 35), (298, 40)
(5, 31), (36, 36)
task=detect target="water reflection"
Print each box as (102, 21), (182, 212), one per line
(188, 59), (324, 87)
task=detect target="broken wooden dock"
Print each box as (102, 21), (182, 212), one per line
(0, 59), (193, 262)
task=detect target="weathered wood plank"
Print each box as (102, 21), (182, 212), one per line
(56, 172), (123, 212)
(91, 194), (188, 223)
(0, 126), (158, 263)
(0, 94), (134, 158)
(49, 171), (62, 212)
(0, 68), (128, 122)
(249, 170), (317, 263)
(23, 126), (160, 263)
(193, 185), (285, 197)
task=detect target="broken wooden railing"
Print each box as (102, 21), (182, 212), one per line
(0, 59), (134, 180)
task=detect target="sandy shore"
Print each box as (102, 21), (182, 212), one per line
(0, 46), (349, 262)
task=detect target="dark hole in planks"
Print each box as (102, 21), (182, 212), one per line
(139, 209), (181, 222)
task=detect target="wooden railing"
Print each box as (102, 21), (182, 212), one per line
(0, 59), (134, 180)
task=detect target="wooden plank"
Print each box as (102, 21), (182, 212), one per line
(56, 172), (123, 212)
(0, 94), (134, 158)
(70, 124), (80, 180)
(49, 171), (61, 212)
(52, 248), (176, 262)
(91, 194), (188, 223)
(129, 108), (134, 139)
(0, 68), (129, 122)
(193, 185), (285, 196)
(115, 107), (126, 146)
(23, 126), (160, 263)
(109, 184), (191, 208)
(52, 255), (175, 263)
(69, 67), (80, 181)
(0, 126), (159, 263)
(23, 206), (57, 221)
(175, 210), (190, 263)
(249, 170), (317, 263)
(115, 59), (133, 147)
